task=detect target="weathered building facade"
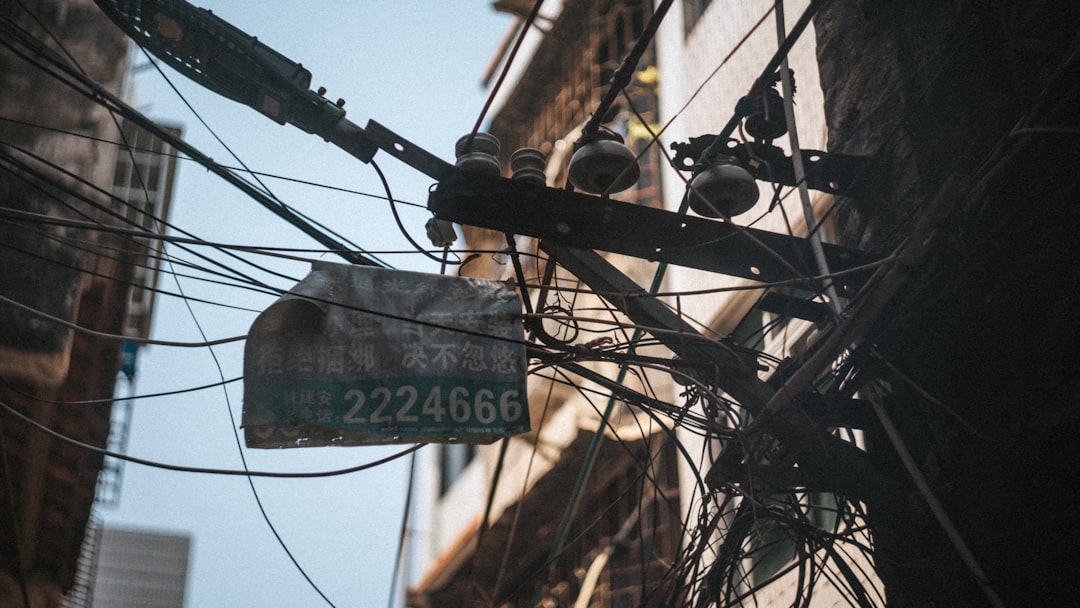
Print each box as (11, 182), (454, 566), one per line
(1, 1), (175, 605)
(409, 1), (689, 606)
(414, 0), (1080, 606)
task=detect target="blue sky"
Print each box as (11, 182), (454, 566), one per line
(102, 3), (514, 606)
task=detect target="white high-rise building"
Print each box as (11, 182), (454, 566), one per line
(87, 526), (191, 608)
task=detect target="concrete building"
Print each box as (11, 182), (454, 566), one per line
(1, 1), (179, 605)
(407, 0), (870, 605)
(84, 526), (190, 608)
(651, 1), (879, 605)
(408, 0), (1080, 606)
(408, 2), (685, 606)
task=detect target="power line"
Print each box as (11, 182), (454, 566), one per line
(0, 232), (269, 314)
(134, 44), (391, 270)
(0, 17), (386, 268)
(0, 373), (242, 406)
(0, 116), (426, 209)
(0, 398), (422, 478)
(0, 292), (247, 348)
(467, 0), (547, 145)
(0, 140), (296, 286)
(370, 159), (462, 265)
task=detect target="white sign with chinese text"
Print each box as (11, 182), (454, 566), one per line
(242, 261), (529, 448)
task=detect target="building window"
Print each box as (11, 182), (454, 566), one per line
(438, 443), (477, 496)
(683, 0), (713, 34)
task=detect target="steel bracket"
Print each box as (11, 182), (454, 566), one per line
(671, 135), (868, 195)
(428, 171), (881, 295)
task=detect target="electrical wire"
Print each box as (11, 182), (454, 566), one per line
(517, 254), (895, 300)
(0, 139), (296, 286)
(10, 217), (283, 304)
(0, 374), (241, 406)
(0, 210), (537, 314)
(698, 0), (822, 161)
(466, 0), (546, 146)
(584, 0), (673, 138)
(1, 10), (274, 291)
(370, 159), (460, 265)
(638, 5), (775, 158)
(0, 20), (385, 269)
(507, 369), (690, 607)
(135, 45), (391, 269)
(386, 450), (418, 608)
(0, 202), (474, 267)
(0, 133), (291, 314)
(0, 238), (561, 358)
(487, 376), (560, 603)
(774, 0), (842, 317)
(0, 292), (246, 347)
(182, 259), (340, 608)
(0, 398), (422, 478)
(0, 232), (268, 314)
(0, 115), (427, 210)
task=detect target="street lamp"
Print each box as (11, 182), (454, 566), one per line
(94, 0), (377, 162)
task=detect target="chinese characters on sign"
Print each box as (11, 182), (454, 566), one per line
(242, 261), (529, 448)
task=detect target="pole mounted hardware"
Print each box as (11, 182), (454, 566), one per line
(94, 0), (468, 180)
(88, 0), (904, 510)
(671, 136), (869, 196)
(93, 0), (881, 293)
(429, 172), (881, 296)
(94, 0), (378, 163)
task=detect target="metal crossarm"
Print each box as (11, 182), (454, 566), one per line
(430, 172), (881, 295)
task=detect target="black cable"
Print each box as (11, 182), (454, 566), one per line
(583, 0), (674, 137)
(386, 450), (417, 608)
(0, 203), (368, 266)
(0, 234), (267, 315)
(0, 257), (579, 361)
(0, 373), (241, 406)
(0, 141), (293, 287)
(700, 0), (823, 159)
(369, 159), (461, 265)
(0, 291), (246, 348)
(11, 0), (82, 70)
(0, 22), (385, 268)
(0, 116), (427, 209)
(0, 398), (422, 478)
(0, 203), (298, 298)
(504, 370), (687, 606)
(466, 0), (547, 146)
(181, 255), (339, 608)
(136, 46), (391, 269)
(1, 207), (533, 298)
(2, 8), (290, 294)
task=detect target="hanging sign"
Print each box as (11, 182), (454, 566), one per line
(242, 261), (529, 448)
